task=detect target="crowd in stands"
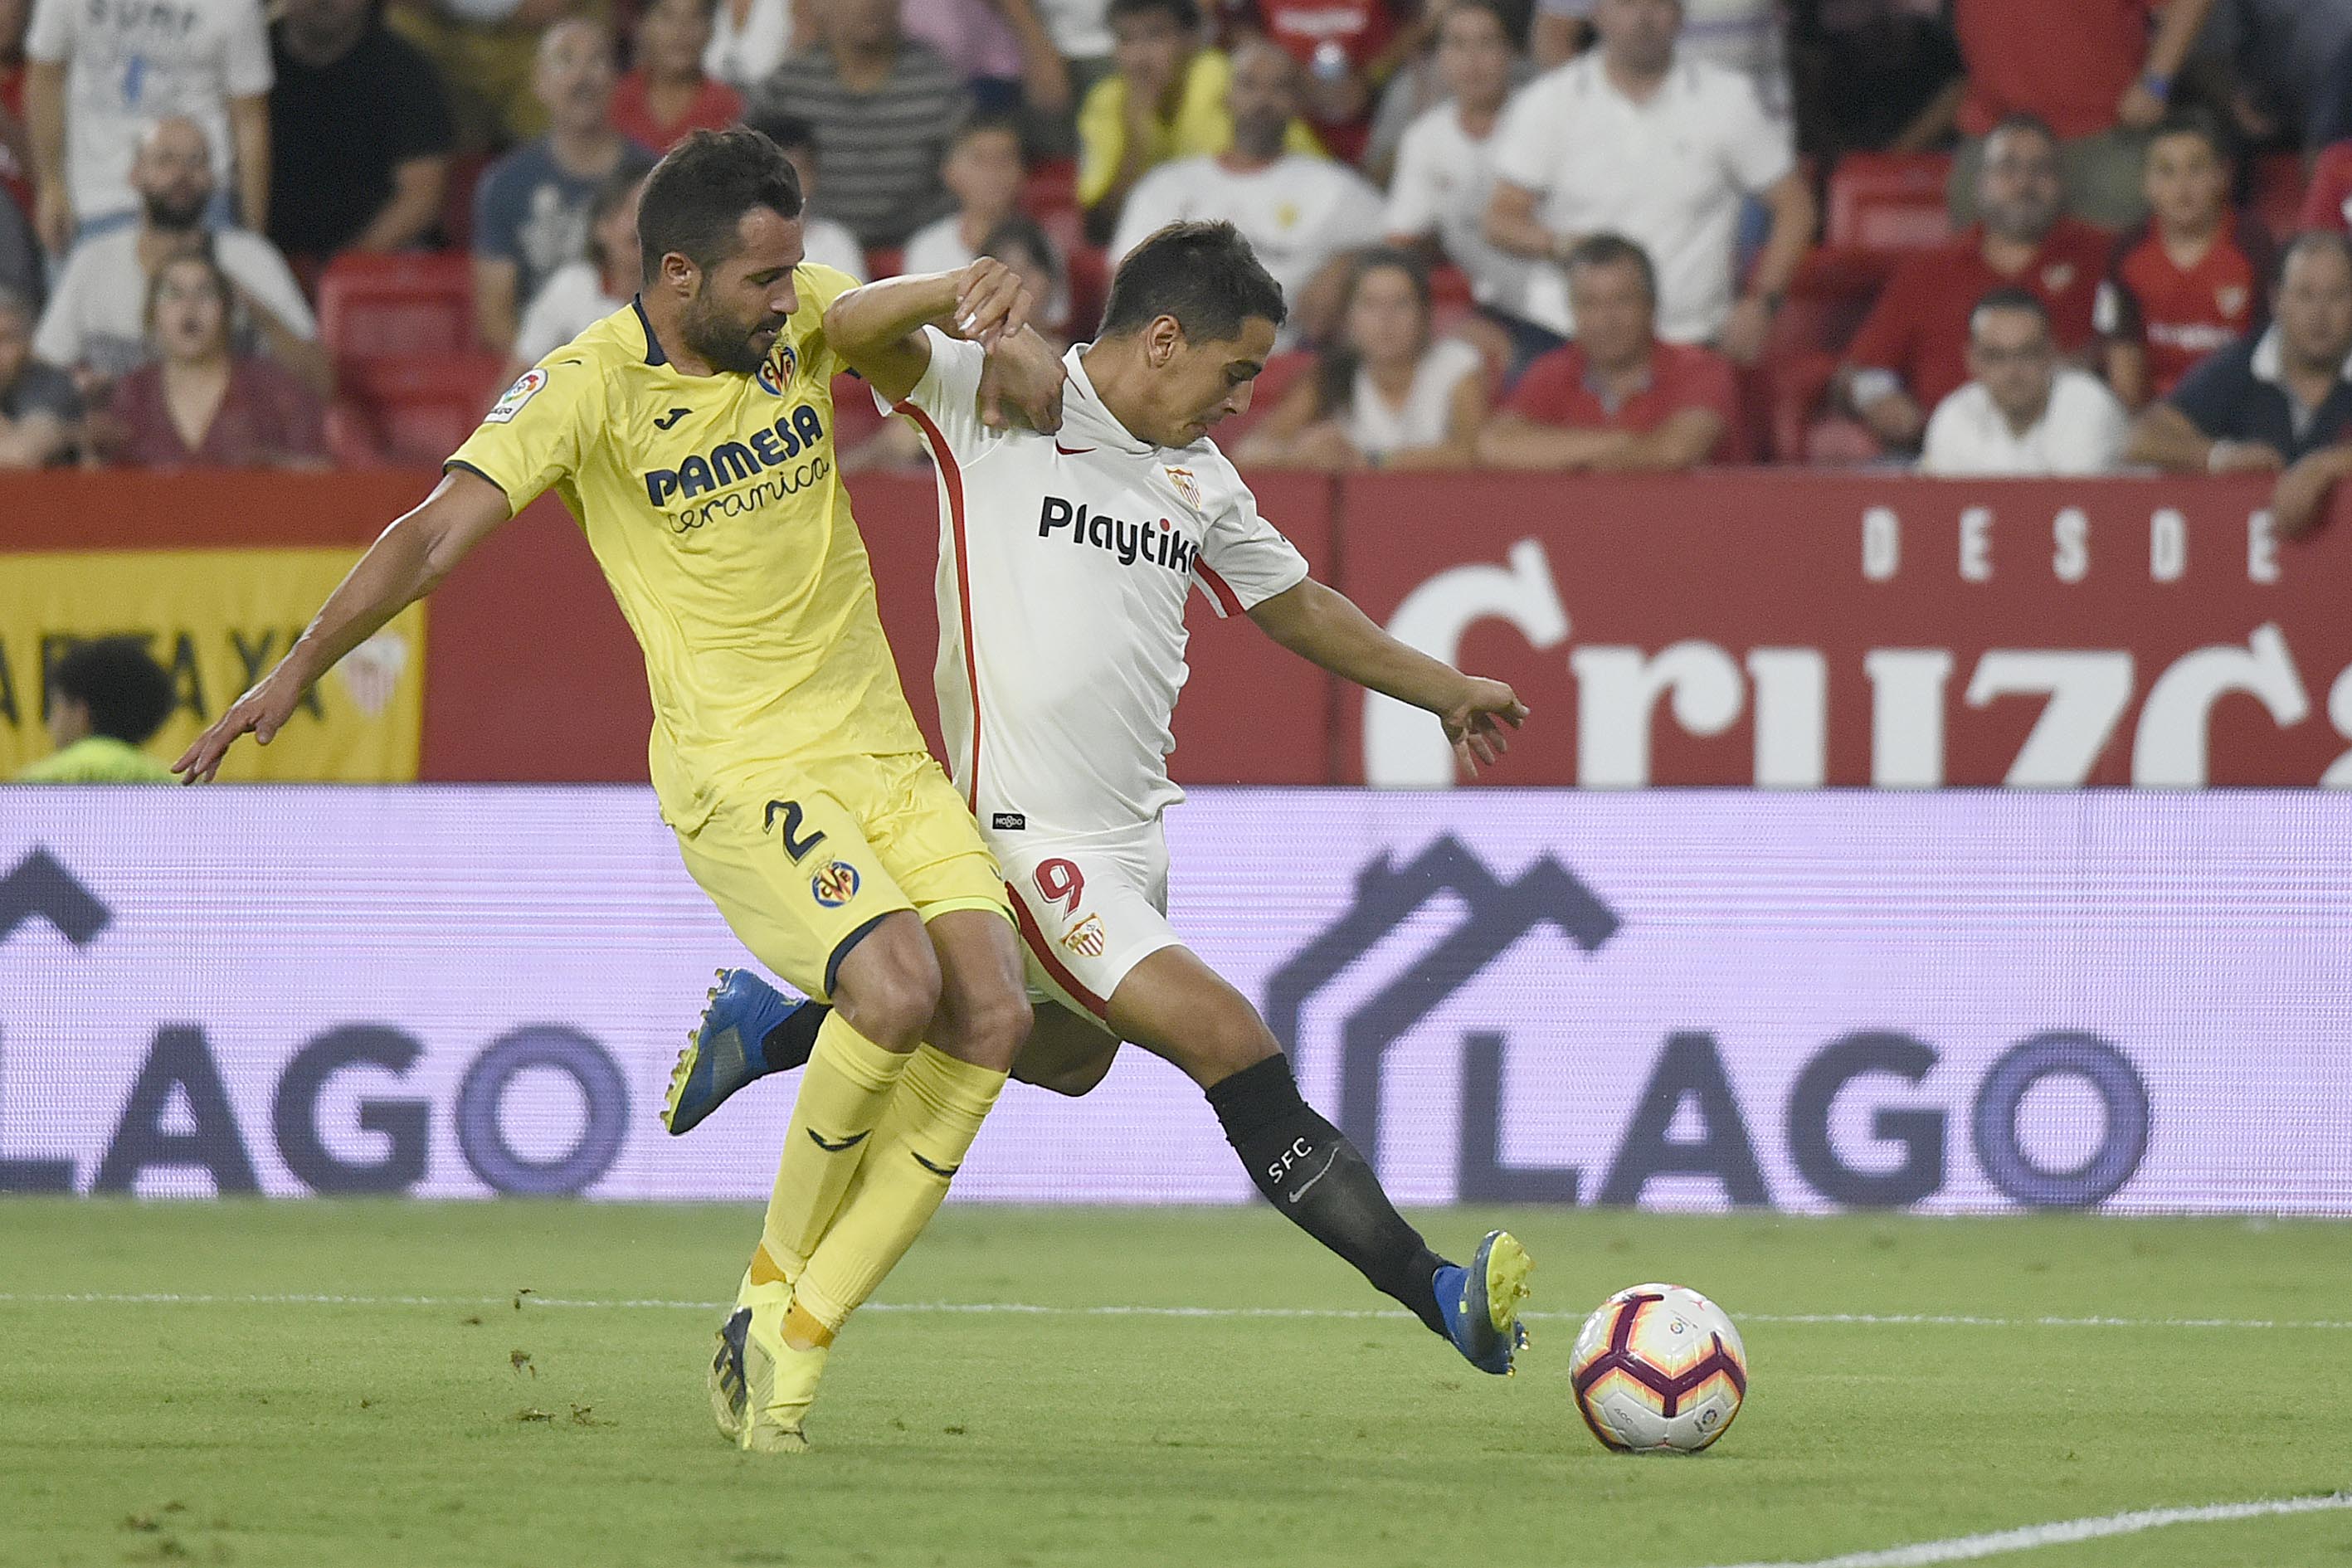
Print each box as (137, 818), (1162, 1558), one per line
(0, 0), (2349, 532)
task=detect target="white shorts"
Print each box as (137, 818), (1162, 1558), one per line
(996, 821), (1184, 1022)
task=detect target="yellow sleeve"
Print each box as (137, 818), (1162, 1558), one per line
(446, 355), (606, 515)
(794, 261), (864, 379)
(1076, 74), (1127, 208)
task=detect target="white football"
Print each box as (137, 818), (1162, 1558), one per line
(1568, 1282), (1748, 1453)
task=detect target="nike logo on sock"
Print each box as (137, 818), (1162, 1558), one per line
(806, 1128), (870, 1153)
(1285, 1148), (1342, 1204)
(1054, 441), (1094, 455)
(654, 407), (692, 429)
(912, 1151), (962, 1178)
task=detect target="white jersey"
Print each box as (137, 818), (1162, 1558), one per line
(886, 329), (1310, 839)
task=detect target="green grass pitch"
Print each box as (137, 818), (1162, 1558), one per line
(2, 1201), (2348, 1568)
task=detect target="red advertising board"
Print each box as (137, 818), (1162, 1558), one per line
(1332, 473), (2352, 787)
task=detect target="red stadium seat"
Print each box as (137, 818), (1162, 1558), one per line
(339, 352), (508, 468)
(2249, 152), (2307, 240)
(1064, 245), (1108, 337)
(1023, 158), (1079, 220)
(319, 252), (475, 369)
(1826, 153), (1955, 254)
(441, 151), (493, 251)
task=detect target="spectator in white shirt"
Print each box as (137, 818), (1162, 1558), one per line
(1110, 37), (1384, 345)
(1382, 0), (1554, 375)
(1531, 0), (1790, 121)
(23, 0), (271, 254)
(1921, 289), (2127, 476)
(35, 115), (323, 398)
(1483, 0), (1814, 363)
(506, 169), (645, 380)
(1237, 247), (1490, 470)
(902, 114), (1064, 322)
(704, 0), (792, 90)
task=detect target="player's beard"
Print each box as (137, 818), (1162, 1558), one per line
(682, 283), (782, 377)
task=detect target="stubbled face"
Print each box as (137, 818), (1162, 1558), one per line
(945, 127), (1025, 220)
(1226, 40), (1299, 157)
(1139, 314), (1278, 446)
(1437, 6), (1512, 111)
(1344, 265), (1428, 370)
(1966, 304), (2056, 426)
(1566, 256), (1654, 369)
(1976, 126), (2063, 244)
(134, 118), (215, 231)
(1112, 5), (1192, 102)
(2276, 244), (2352, 373)
(678, 205), (804, 375)
(2143, 131), (2227, 238)
(639, 0), (716, 78)
(152, 258), (230, 363)
(1595, 0), (1679, 76)
(535, 22), (618, 131)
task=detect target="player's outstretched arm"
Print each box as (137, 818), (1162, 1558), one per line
(173, 469), (513, 783)
(1249, 577), (1527, 775)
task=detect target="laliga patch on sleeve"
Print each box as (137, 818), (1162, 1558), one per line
(484, 367), (549, 424)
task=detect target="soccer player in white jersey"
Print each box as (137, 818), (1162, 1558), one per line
(667, 220), (1536, 1374)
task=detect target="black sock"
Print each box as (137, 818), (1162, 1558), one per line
(1205, 1054), (1450, 1337)
(759, 1001), (830, 1074)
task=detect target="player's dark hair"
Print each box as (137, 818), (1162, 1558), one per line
(1099, 220), (1288, 342)
(47, 636), (176, 745)
(1563, 231), (1657, 304)
(745, 110), (817, 158)
(1108, 0), (1200, 35)
(1969, 286), (2050, 334)
(2147, 105), (2233, 166)
(981, 214), (1061, 288)
(639, 127), (802, 280)
(1312, 246), (1430, 416)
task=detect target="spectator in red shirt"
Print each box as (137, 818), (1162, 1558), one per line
(100, 251), (324, 469)
(2097, 110), (2272, 408)
(2300, 140), (2352, 236)
(1474, 231), (1738, 470)
(613, 0), (746, 153)
(1946, 0), (2216, 231)
(1841, 114), (2111, 451)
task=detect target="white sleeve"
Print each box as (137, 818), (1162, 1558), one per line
(1328, 171), (1389, 252)
(1717, 72), (1795, 194)
(223, 0), (274, 96)
(1489, 85), (1555, 196)
(32, 253), (83, 368)
(226, 236), (317, 338)
(24, 0), (71, 64)
(879, 325), (996, 457)
(2052, 377), (2129, 476)
(1381, 122), (1440, 238)
(511, 272), (576, 367)
(1191, 459), (1309, 617)
(1916, 392), (1967, 476)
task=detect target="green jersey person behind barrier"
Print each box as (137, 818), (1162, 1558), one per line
(17, 636), (177, 783)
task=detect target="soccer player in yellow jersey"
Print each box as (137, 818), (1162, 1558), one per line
(175, 129), (1054, 1454)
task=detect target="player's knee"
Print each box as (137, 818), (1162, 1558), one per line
(1185, 996), (1279, 1082)
(945, 984), (1032, 1072)
(832, 923), (942, 1049)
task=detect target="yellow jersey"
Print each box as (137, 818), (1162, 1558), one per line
(447, 265), (928, 830)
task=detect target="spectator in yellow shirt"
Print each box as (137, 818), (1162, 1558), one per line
(1077, 0), (1320, 235)
(17, 636), (178, 783)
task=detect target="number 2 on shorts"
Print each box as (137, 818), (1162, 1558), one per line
(764, 798), (828, 863)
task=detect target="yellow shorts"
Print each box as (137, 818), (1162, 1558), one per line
(673, 749), (1007, 1001)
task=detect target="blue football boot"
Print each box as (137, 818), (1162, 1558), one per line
(1434, 1230), (1533, 1375)
(663, 967), (806, 1135)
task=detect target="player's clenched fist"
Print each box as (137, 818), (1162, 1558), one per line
(174, 668), (308, 784)
(950, 257), (1030, 351)
(1442, 677), (1529, 777)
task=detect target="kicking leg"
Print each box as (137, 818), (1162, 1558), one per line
(1011, 1001), (1120, 1096)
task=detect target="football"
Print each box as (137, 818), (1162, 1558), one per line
(1568, 1283), (1748, 1454)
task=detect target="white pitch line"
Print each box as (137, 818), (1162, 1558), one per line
(1694, 1491), (2352, 1568)
(2, 1293), (2351, 1332)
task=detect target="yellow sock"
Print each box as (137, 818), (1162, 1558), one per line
(759, 1012), (912, 1279)
(791, 1045), (1006, 1332)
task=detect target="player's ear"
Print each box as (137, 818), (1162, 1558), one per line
(659, 251), (700, 296)
(1146, 314), (1184, 368)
